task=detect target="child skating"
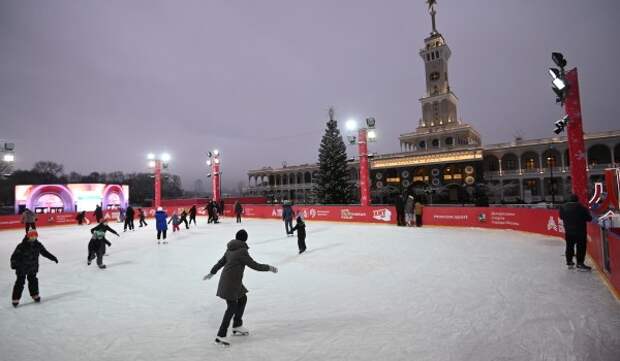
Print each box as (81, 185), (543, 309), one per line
(10, 230), (58, 307)
(290, 213), (307, 254)
(203, 229), (278, 347)
(168, 211), (181, 232)
(88, 219), (119, 269)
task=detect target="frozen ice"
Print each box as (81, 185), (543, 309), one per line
(1, 218), (619, 361)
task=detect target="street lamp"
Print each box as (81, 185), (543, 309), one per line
(547, 155), (555, 206)
(147, 152), (171, 208)
(206, 149), (222, 203)
(345, 117), (377, 206)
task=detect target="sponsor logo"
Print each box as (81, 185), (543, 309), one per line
(547, 216), (565, 233)
(341, 209), (353, 220)
(478, 213), (487, 223)
(372, 208), (392, 222)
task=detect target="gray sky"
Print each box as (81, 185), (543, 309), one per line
(1, 0), (619, 190)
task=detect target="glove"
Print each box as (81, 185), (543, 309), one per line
(54, 259), (59, 264)
(203, 273), (214, 280)
(269, 266), (278, 273)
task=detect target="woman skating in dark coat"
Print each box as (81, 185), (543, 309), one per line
(203, 229), (278, 346)
(10, 230), (58, 307)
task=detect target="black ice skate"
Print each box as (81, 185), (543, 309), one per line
(566, 261), (575, 269)
(232, 326), (249, 336)
(33, 295), (41, 303)
(215, 336), (231, 346)
(12, 300), (19, 308)
(98, 264), (107, 269)
(576, 264), (592, 271)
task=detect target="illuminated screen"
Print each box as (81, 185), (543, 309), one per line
(14, 183), (129, 214)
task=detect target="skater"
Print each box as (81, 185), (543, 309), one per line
(219, 200), (225, 216)
(94, 204), (104, 223)
(559, 194), (593, 270)
(290, 213), (307, 254)
(282, 202), (294, 235)
(414, 200), (423, 227)
(76, 211), (87, 225)
(138, 208), (148, 227)
(404, 195), (414, 227)
(10, 230), (58, 307)
(211, 202), (220, 224)
(189, 205), (197, 226)
(234, 201), (243, 223)
(168, 211), (181, 232)
(206, 201), (214, 224)
(155, 207), (168, 244)
(395, 194), (405, 226)
(124, 205), (135, 232)
(89, 219), (119, 268)
(20, 208), (37, 233)
(118, 207), (126, 224)
(180, 209), (190, 229)
(203, 229), (278, 346)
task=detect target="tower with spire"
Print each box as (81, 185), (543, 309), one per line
(399, 0), (480, 153)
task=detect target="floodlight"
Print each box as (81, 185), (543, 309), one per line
(553, 115), (570, 134)
(548, 68), (566, 90)
(214, 158), (220, 164)
(3, 154), (15, 162)
(347, 135), (357, 145)
(213, 149), (220, 156)
(207, 151), (212, 158)
(551, 52), (567, 69)
(4, 143), (15, 151)
(346, 119), (358, 131)
(148, 160), (156, 168)
(161, 153), (171, 162)
(367, 129), (377, 140)
(365, 117), (376, 128)
(206, 159), (212, 166)
(147, 153), (155, 160)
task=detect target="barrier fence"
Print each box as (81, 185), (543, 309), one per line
(0, 204), (617, 298)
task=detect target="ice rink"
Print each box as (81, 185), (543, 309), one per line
(1, 217), (619, 361)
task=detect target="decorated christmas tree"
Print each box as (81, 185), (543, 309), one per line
(315, 108), (354, 204)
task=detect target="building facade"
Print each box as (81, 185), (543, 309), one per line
(245, 5), (620, 205)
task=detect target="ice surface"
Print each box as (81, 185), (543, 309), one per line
(1, 218), (619, 361)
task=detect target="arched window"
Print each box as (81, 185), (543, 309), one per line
(483, 155), (499, 172)
(501, 153), (518, 170)
(297, 173), (303, 184)
(445, 137), (453, 146)
(521, 152), (539, 171)
(587, 144), (612, 166)
(431, 139), (439, 147)
(304, 172), (311, 183)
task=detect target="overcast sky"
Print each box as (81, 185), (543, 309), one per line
(1, 0), (619, 190)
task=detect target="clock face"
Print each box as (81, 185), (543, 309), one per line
(429, 72), (440, 81)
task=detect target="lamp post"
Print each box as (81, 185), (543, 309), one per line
(206, 150), (222, 203)
(547, 156), (555, 205)
(1, 141), (15, 177)
(148, 153), (171, 209)
(346, 118), (376, 206)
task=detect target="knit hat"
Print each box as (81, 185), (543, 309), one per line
(26, 230), (38, 239)
(235, 229), (248, 242)
(157, 207), (163, 211)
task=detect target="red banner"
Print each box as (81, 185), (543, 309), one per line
(225, 204), (396, 224)
(423, 206), (565, 237)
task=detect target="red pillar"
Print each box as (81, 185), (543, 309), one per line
(564, 68), (588, 205)
(358, 128), (370, 206)
(154, 160), (162, 208)
(212, 159), (221, 203)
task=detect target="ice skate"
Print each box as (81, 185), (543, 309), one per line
(98, 264), (107, 269)
(232, 326), (249, 336)
(576, 264), (592, 271)
(215, 336), (231, 346)
(33, 295), (41, 303)
(12, 300), (19, 308)
(566, 261), (575, 269)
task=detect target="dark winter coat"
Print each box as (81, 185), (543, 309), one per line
(291, 218), (306, 239)
(138, 209), (145, 220)
(282, 205), (294, 221)
(234, 202), (243, 215)
(126, 206), (135, 219)
(559, 201), (592, 240)
(155, 210), (168, 231)
(189, 206), (197, 217)
(210, 239), (271, 300)
(90, 223), (120, 237)
(10, 238), (57, 274)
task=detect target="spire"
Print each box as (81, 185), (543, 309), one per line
(426, 0), (438, 34)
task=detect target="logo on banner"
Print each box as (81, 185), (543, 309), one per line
(309, 208), (317, 218)
(372, 208), (392, 222)
(547, 216), (565, 233)
(341, 209), (353, 220)
(478, 213), (487, 223)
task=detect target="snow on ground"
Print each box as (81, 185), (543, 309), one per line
(1, 217), (619, 361)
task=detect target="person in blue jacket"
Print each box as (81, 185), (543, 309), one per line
(155, 207), (168, 244)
